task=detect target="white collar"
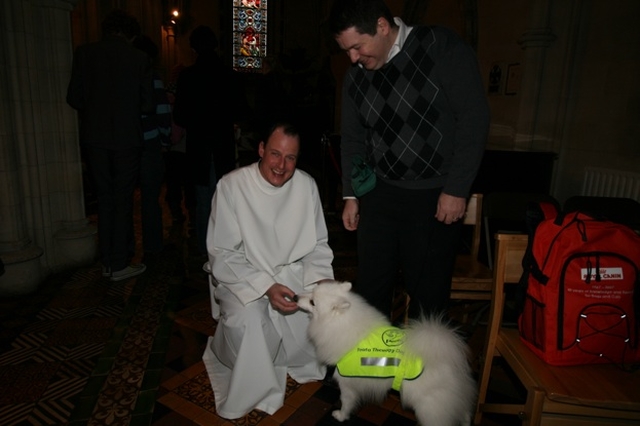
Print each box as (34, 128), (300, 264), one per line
(387, 17), (413, 63)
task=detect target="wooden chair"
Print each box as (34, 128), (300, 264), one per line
(474, 233), (640, 425)
(451, 193), (493, 298)
(450, 193), (493, 324)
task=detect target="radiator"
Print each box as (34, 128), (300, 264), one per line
(581, 167), (640, 201)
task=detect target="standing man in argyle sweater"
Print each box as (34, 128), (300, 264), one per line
(329, 0), (490, 319)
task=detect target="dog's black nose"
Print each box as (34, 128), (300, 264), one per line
(292, 294), (299, 302)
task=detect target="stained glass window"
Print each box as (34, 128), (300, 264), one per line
(232, 0), (267, 72)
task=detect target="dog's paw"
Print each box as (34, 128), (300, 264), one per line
(332, 409), (350, 422)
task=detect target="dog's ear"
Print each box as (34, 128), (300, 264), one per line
(332, 298), (351, 314)
(338, 281), (352, 292)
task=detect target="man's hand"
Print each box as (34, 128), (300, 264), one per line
(266, 283), (299, 313)
(435, 193), (467, 225)
(342, 198), (360, 231)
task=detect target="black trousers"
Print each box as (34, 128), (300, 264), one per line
(355, 180), (463, 319)
(164, 150), (196, 223)
(84, 145), (141, 271)
(140, 139), (164, 254)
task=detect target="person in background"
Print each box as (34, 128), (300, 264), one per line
(132, 34), (172, 261)
(329, 0), (490, 319)
(164, 64), (196, 228)
(66, 9), (154, 281)
(173, 26), (247, 257)
(202, 122), (334, 419)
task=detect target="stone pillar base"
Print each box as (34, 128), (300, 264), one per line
(0, 245), (44, 296)
(53, 222), (97, 273)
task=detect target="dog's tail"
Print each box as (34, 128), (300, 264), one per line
(404, 314), (476, 425)
(404, 314), (470, 372)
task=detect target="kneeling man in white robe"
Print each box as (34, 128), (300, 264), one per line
(202, 122), (334, 419)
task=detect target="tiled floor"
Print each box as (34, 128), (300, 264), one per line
(0, 186), (521, 426)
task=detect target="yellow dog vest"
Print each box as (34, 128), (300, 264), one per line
(336, 326), (424, 391)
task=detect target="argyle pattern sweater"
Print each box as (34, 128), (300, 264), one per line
(340, 26), (490, 197)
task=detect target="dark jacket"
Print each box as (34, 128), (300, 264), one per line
(66, 34), (154, 149)
(173, 52), (246, 185)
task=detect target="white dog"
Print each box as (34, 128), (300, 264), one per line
(295, 281), (476, 426)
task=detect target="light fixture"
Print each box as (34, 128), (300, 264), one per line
(171, 9), (179, 24)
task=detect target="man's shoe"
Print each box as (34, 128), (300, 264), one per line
(110, 264), (146, 282)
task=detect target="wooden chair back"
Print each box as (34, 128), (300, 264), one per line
(474, 233), (640, 426)
(461, 193), (483, 259)
(450, 193), (493, 301)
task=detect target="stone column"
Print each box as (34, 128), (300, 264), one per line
(0, 0), (95, 296)
(513, 0), (557, 150)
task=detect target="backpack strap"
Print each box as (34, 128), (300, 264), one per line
(516, 201), (560, 312)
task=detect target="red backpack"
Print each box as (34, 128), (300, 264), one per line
(518, 202), (640, 367)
